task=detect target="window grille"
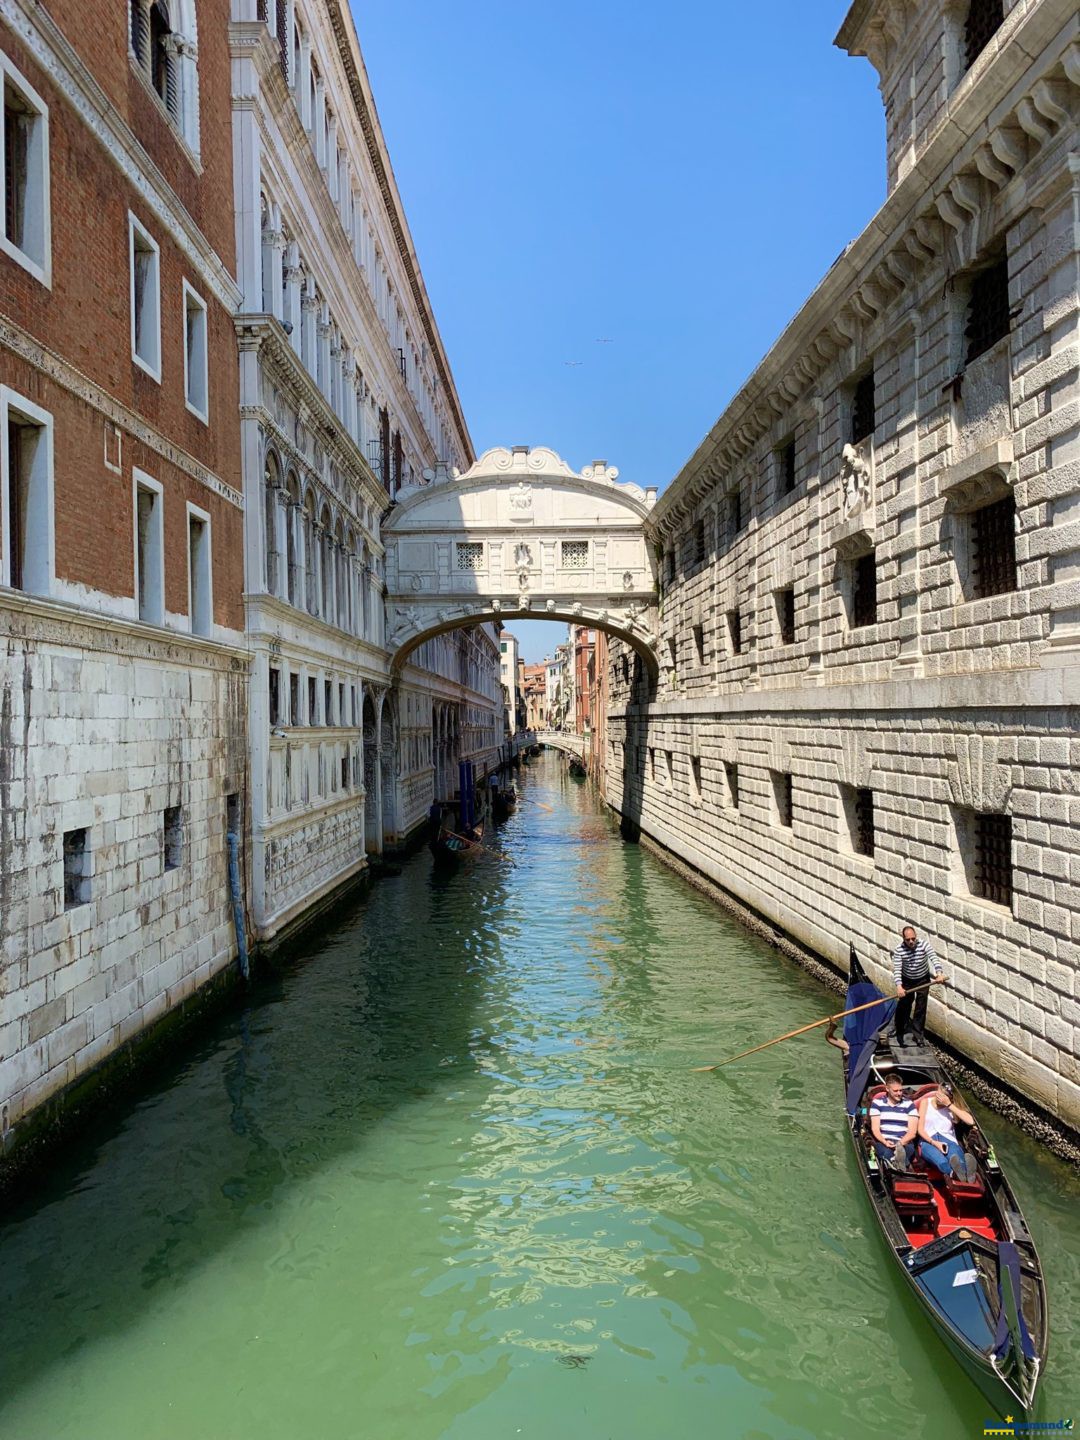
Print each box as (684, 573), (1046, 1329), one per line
(781, 440), (797, 495)
(773, 771), (793, 828)
(851, 372), (875, 445)
(276, 0), (290, 79)
(725, 762), (739, 810)
(966, 258), (1010, 364)
(692, 519), (706, 568)
(974, 812), (1012, 908)
(561, 540), (589, 570)
(457, 542), (484, 571)
(852, 551), (877, 628)
(163, 806), (182, 870)
(728, 487), (743, 537)
(727, 608), (742, 656)
(964, 0), (1004, 70)
(972, 496), (1016, 598)
(63, 828), (90, 908)
(853, 787), (875, 857)
(777, 587), (795, 645)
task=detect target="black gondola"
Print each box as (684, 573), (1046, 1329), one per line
(429, 810), (484, 865)
(567, 756), (587, 779)
(491, 784), (517, 822)
(841, 950), (1046, 1416)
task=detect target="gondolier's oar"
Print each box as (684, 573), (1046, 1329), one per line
(692, 980), (936, 1072)
(442, 827), (517, 867)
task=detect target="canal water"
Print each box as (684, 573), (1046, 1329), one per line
(1, 754), (1077, 1440)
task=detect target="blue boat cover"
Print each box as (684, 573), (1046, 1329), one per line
(844, 947), (896, 1115)
(993, 1241), (1036, 1362)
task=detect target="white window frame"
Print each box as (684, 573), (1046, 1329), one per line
(0, 53), (51, 288)
(182, 278), (209, 422)
(0, 386), (55, 595)
(129, 213), (162, 382)
(186, 500), (212, 636)
(133, 468), (165, 625)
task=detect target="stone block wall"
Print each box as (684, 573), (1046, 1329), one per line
(0, 608), (246, 1137)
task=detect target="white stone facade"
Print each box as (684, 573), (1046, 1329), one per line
(605, 0), (1080, 1130)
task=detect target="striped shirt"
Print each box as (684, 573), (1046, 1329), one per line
(870, 1095), (916, 1143)
(892, 938), (942, 986)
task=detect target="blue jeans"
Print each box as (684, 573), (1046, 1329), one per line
(920, 1138), (964, 1175)
(874, 1140), (913, 1166)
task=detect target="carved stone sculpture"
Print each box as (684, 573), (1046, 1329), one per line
(841, 443), (872, 518)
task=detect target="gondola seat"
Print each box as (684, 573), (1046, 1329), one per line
(887, 1171), (938, 1233)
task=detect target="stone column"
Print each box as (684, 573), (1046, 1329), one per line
(314, 77), (326, 167)
(298, 34), (312, 130)
(327, 115), (339, 195)
(283, 247), (302, 354)
(342, 352), (357, 441)
(317, 307), (332, 401)
(301, 287), (318, 376)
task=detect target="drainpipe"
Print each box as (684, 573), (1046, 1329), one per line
(227, 830), (250, 981)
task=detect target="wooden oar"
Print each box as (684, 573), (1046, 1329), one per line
(442, 827), (517, 867)
(692, 980), (936, 1072)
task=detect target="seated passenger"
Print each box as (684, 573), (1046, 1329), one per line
(917, 1081), (978, 1182)
(869, 1071), (917, 1172)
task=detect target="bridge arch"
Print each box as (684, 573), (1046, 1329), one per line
(383, 446), (660, 681)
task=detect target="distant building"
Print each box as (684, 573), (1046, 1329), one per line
(521, 662), (547, 731)
(499, 630), (520, 733)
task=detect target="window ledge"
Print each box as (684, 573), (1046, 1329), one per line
(940, 437), (1014, 507)
(0, 234), (51, 289)
(128, 54), (202, 173)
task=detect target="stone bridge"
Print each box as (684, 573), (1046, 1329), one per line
(535, 730), (586, 758)
(383, 446), (659, 678)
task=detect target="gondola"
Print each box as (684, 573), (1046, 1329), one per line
(841, 950), (1046, 1417)
(567, 756), (587, 779)
(429, 813), (484, 865)
(491, 784), (517, 823)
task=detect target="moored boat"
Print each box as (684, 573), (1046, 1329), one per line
(429, 808), (485, 865)
(841, 952), (1046, 1417)
(567, 756), (586, 779)
(491, 783), (517, 822)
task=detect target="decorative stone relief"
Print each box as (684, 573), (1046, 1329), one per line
(514, 542), (533, 569)
(945, 735), (1012, 813)
(841, 443), (872, 518)
(509, 483), (533, 520)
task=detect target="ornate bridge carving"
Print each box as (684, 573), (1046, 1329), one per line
(384, 446), (659, 678)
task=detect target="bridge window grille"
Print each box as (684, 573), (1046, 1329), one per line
(456, 542), (484, 571)
(850, 371), (875, 445)
(776, 586), (795, 645)
(972, 496), (1016, 598)
(964, 0), (1004, 70)
(780, 439), (797, 496)
(966, 258), (1010, 364)
(973, 812), (1012, 908)
(727, 608), (742, 656)
(725, 761), (739, 810)
(851, 551), (878, 628)
(561, 540), (589, 570)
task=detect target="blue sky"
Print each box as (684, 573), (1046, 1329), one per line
(354, 1), (884, 661)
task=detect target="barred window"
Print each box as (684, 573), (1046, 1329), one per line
(728, 486), (744, 537)
(974, 812), (1012, 908)
(851, 551), (878, 628)
(776, 587), (795, 645)
(725, 761), (739, 810)
(841, 785), (875, 858)
(772, 771), (793, 828)
(780, 439), (797, 496)
(971, 496), (1016, 598)
(964, 0), (1004, 70)
(456, 542), (484, 571)
(561, 540), (589, 570)
(965, 258), (1010, 364)
(692, 518), (706, 568)
(727, 608), (742, 656)
(851, 371), (875, 445)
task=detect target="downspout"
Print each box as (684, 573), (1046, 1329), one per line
(227, 830), (250, 981)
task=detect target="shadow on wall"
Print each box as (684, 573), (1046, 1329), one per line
(619, 650), (654, 844)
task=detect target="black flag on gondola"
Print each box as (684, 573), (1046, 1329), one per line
(844, 944), (895, 1115)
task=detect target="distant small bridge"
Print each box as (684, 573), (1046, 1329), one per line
(536, 730), (586, 758)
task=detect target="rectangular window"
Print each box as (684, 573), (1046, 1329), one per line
(728, 486), (743, 538)
(850, 371), (875, 445)
(725, 761), (739, 811)
(648, 747), (656, 782)
(727, 608), (742, 656)
(340, 754), (349, 790)
(1, 388), (54, 595)
(163, 805), (183, 871)
(776, 586), (795, 645)
(307, 675), (316, 724)
(841, 784), (875, 858)
(561, 540), (589, 570)
(456, 542), (484, 571)
(971, 495), (1016, 598)
(289, 672), (299, 726)
(965, 257), (1010, 364)
(351, 685), (358, 726)
(1, 56), (50, 285)
(63, 828), (90, 909)
(692, 623), (704, 666)
(129, 214), (161, 380)
(183, 281), (209, 421)
(689, 754), (702, 804)
(268, 665), (281, 725)
(187, 505), (212, 636)
(324, 678), (332, 724)
(780, 439), (797, 496)
(692, 519), (706, 568)
(226, 791), (240, 841)
(133, 471), (164, 624)
(772, 771), (794, 828)
(964, 0), (1004, 70)
(851, 551), (878, 628)
(338, 682), (345, 721)
(974, 812), (1012, 908)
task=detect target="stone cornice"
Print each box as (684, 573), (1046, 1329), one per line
(1, 315), (244, 510)
(322, 2), (474, 465)
(6, 0), (241, 311)
(0, 590), (250, 670)
(651, 2), (1080, 542)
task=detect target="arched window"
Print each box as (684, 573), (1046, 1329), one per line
(285, 471), (300, 606)
(319, 504), (333, 623)
(130, 0), (200, 153)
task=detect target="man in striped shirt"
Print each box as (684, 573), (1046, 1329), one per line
(869, 1071), (918, 1170)
(892, 925), (946, 1046)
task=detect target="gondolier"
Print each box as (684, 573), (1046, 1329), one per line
(892, 925), (945, 1046)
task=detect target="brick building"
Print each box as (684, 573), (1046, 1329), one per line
(0, 0), (246, 1139)
(605, 0), (1080, 1130)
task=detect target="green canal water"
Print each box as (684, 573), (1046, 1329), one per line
(1, 754), (1078, 1440)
